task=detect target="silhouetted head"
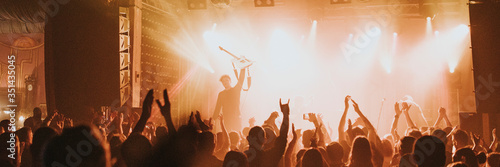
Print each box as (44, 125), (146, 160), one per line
(0, 120), (10, 133)
(407, 129), (422, 139)
(452, 129), (469, 149)
(43, 125), (110, 167)
(302, 148), (324, 167)
(220, 75), (231, 89)
(296, 149), (307, 167)
(326, 142), (343, 163)
(30, 127), (58, 166)
(223, 151), (248, 167)
(348, 136), (373, 167)
(108, 134), (125, 159)
(349, 126), (366, 142)
(242, 127), (250, 137)
(380, 138), (394, 157)
(247, 126), (266, 149)
(302, 129), (315, 148)
(487, 152), (500, 167)
(453, 147), (478, 167)
(33, 107), (42, 119)
(400, 136), (416, 155)
(477, 151), (486, 165)
(412, 135), (446, 167)
(431, 129), (448, 143)
(156, 126), (168, 138)
(16, 127), (32, 144)
(198, 131), (216, 155)
(0, 132), (19, 166)
(229, 131), (241, 148)
(121, 133), (152, 167)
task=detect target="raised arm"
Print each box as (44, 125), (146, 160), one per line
(402, 102), (417, 129)
(433, 107), (444, 127)
(234, 68), (246, 89)
(156, 89), (176, 135)
(338, 95), (350, 143)
(391, 102), (403, 141)
(269, 98), (290, 163)
(351, 99), (382, 147)
(133, 89), (154, 133)
(284, 124), (298, 167)
(415, 104), (429, 127)
(442, 108), (453, 127)
(279, 99), (290, 138)
(489, 128), (498, 152)
(195, 111), (210, 131)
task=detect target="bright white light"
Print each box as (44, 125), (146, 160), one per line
(434, 31), (439, 36)
(309, 20), (318, 44)
(457, 24), (469, 34)
(426, 17), (433, 36)
(19, 116), (25, 122)
(211, 23), (217, 32)
(393, 32), (398, 37)
(270, 29), (299, 71)
(381, 56), (392, 74)
(449, 61), (457, 73)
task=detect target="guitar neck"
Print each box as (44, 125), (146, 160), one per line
(219, 47), (240, 59)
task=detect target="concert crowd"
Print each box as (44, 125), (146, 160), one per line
(0, 89), (499, 167)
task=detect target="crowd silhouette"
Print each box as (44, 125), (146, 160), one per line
(0, 89), (499, 167)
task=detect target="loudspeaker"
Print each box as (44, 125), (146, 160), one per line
(469, 1), (500, 113)
(459, 112), (482, 137)
(45, 1), (120, 122)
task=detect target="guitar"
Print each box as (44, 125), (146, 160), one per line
(219, 46), (254, 69)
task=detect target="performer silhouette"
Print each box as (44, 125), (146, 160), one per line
(213, 68), (246, 131)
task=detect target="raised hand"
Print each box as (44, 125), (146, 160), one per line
(188, 112), (195, 126)
(155, 89), (171, 118)
(493, 128), (497, 142)
(351, 99), (361, 113)
(291, 124), (297, 139)
(395, 102), (402, 116)
(279, 98), (290, 116)
(402, 101), (412, 111)
(307, 113), (317, 123)
(438, 107), (446, 116)
(345, 95), (351, 108)
(142, 89), (154, 120)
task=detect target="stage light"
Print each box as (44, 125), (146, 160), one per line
(19, 116), (25, 122)
(393, 32), (398, 37)
(457, 24), (469, 33)
(434, 31), (439, 36)
(188, 0), (207, 10)
(426, 16), (432, 36)
(308, 20), (318, 44)
(254, 0), (274, 7)
(212, 23), (217, 32)
(449, 61), (457, 73)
